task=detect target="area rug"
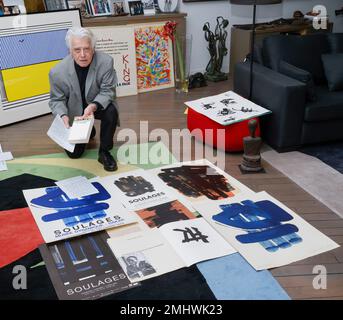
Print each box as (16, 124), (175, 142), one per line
(300, 141), (343, 174)
(0, 142), (177, 181)
(262, 148), (343, 218)
(0, 142), (290, 300)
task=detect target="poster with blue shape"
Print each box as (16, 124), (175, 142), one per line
(23, 178), (137, 243)
(192, 191), (339, 270)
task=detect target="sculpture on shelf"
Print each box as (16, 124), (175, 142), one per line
(240, 119), (264, 173)
(203, 16), (229, 82)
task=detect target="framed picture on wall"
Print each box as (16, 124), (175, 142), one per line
(67, 0), (82, 9)
(0, 10), (81, 127)
(128, 0), (143, 16)
(88, 0), (112, 16)
(0, 0), (27, 14)
(157, 0), (177, 13)
(0, 5), (21, 15)
(44, 0), (69, 11)
(112, 0), (126, 15)
(141, 0), (155, 15)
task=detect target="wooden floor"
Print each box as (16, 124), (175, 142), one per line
(1, 79), (343, 300)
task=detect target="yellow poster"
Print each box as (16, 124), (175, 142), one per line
(2, 60), (60, 102)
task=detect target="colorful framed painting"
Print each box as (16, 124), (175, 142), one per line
(134, 22), (174, 93)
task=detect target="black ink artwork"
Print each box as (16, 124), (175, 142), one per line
(114, 176), (155, 197)
(220, 98), (236, 106)
(217, 108), (235, 116)
(158, 165), (236, 200)
(232, 107), (257, 113)
(223, 117), (236, 123)
(137, 200), (195, 228)
(173, 227), (209, 243)
(202, 102), (216, 110)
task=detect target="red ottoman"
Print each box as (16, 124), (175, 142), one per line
(187, 107), (260, 152)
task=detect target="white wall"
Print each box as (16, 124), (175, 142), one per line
(180, 0), (343, 74)
(179, 2), (230, 75)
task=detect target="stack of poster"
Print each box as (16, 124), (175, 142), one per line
(147, 159), (339, 271)
(23, 158), (340, 299)
(23, 177), (139, 300)
(185, 91), (271, 126)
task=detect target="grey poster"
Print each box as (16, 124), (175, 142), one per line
(39, 231), (139, 300)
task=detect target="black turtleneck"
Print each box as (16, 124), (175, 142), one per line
(74, 62), (90, 110)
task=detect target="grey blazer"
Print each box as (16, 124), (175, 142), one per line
(49, 51), (118, 124)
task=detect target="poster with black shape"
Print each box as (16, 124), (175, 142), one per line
(158, 217), (236, 267)
(148, 159), (253, 207)
(23, 177), (137, 243)
(39, 231), (139, 300)
(136, 199), (197, 229)
(101, 169), (178, 211)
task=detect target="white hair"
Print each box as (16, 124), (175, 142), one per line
(65, 27), (96, 50)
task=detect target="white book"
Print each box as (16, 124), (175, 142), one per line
(68, 116), (95, 144)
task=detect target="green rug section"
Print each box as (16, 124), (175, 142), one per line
(0, 142), (177, 181)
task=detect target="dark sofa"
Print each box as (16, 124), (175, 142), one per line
(234, 33), (343, 152)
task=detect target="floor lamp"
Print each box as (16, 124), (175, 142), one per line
(230, 0), (282, 99)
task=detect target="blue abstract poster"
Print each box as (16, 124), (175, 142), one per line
(212, 199), (303, 252)
(193, 191), (339, 270)
(23, 179), (137, 243)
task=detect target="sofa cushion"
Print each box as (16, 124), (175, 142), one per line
(263, 34), (330, 84)
(322, 53), (343, 91)
(327, 33), (343, 53)
(305, 85), (343, 122)
(279, 61), (317, 101)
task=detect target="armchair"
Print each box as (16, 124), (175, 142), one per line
(234, 33), (343, 152)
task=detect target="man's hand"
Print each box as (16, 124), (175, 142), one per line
(61, 115), (70, 128)
(83, 103), (97, 118)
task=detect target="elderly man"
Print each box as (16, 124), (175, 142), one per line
(49, 27), (118, 171)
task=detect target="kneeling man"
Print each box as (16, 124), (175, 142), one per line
(49, 27), (118, 171)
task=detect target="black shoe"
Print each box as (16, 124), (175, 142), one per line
(90, 127), (96, 139)
(98, 151), (118, 172)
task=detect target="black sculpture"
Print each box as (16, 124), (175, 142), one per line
(203, 16), (229, 82)
(240, 119), (264, 173)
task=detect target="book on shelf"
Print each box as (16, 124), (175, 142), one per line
(68, 115), (94, 144)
